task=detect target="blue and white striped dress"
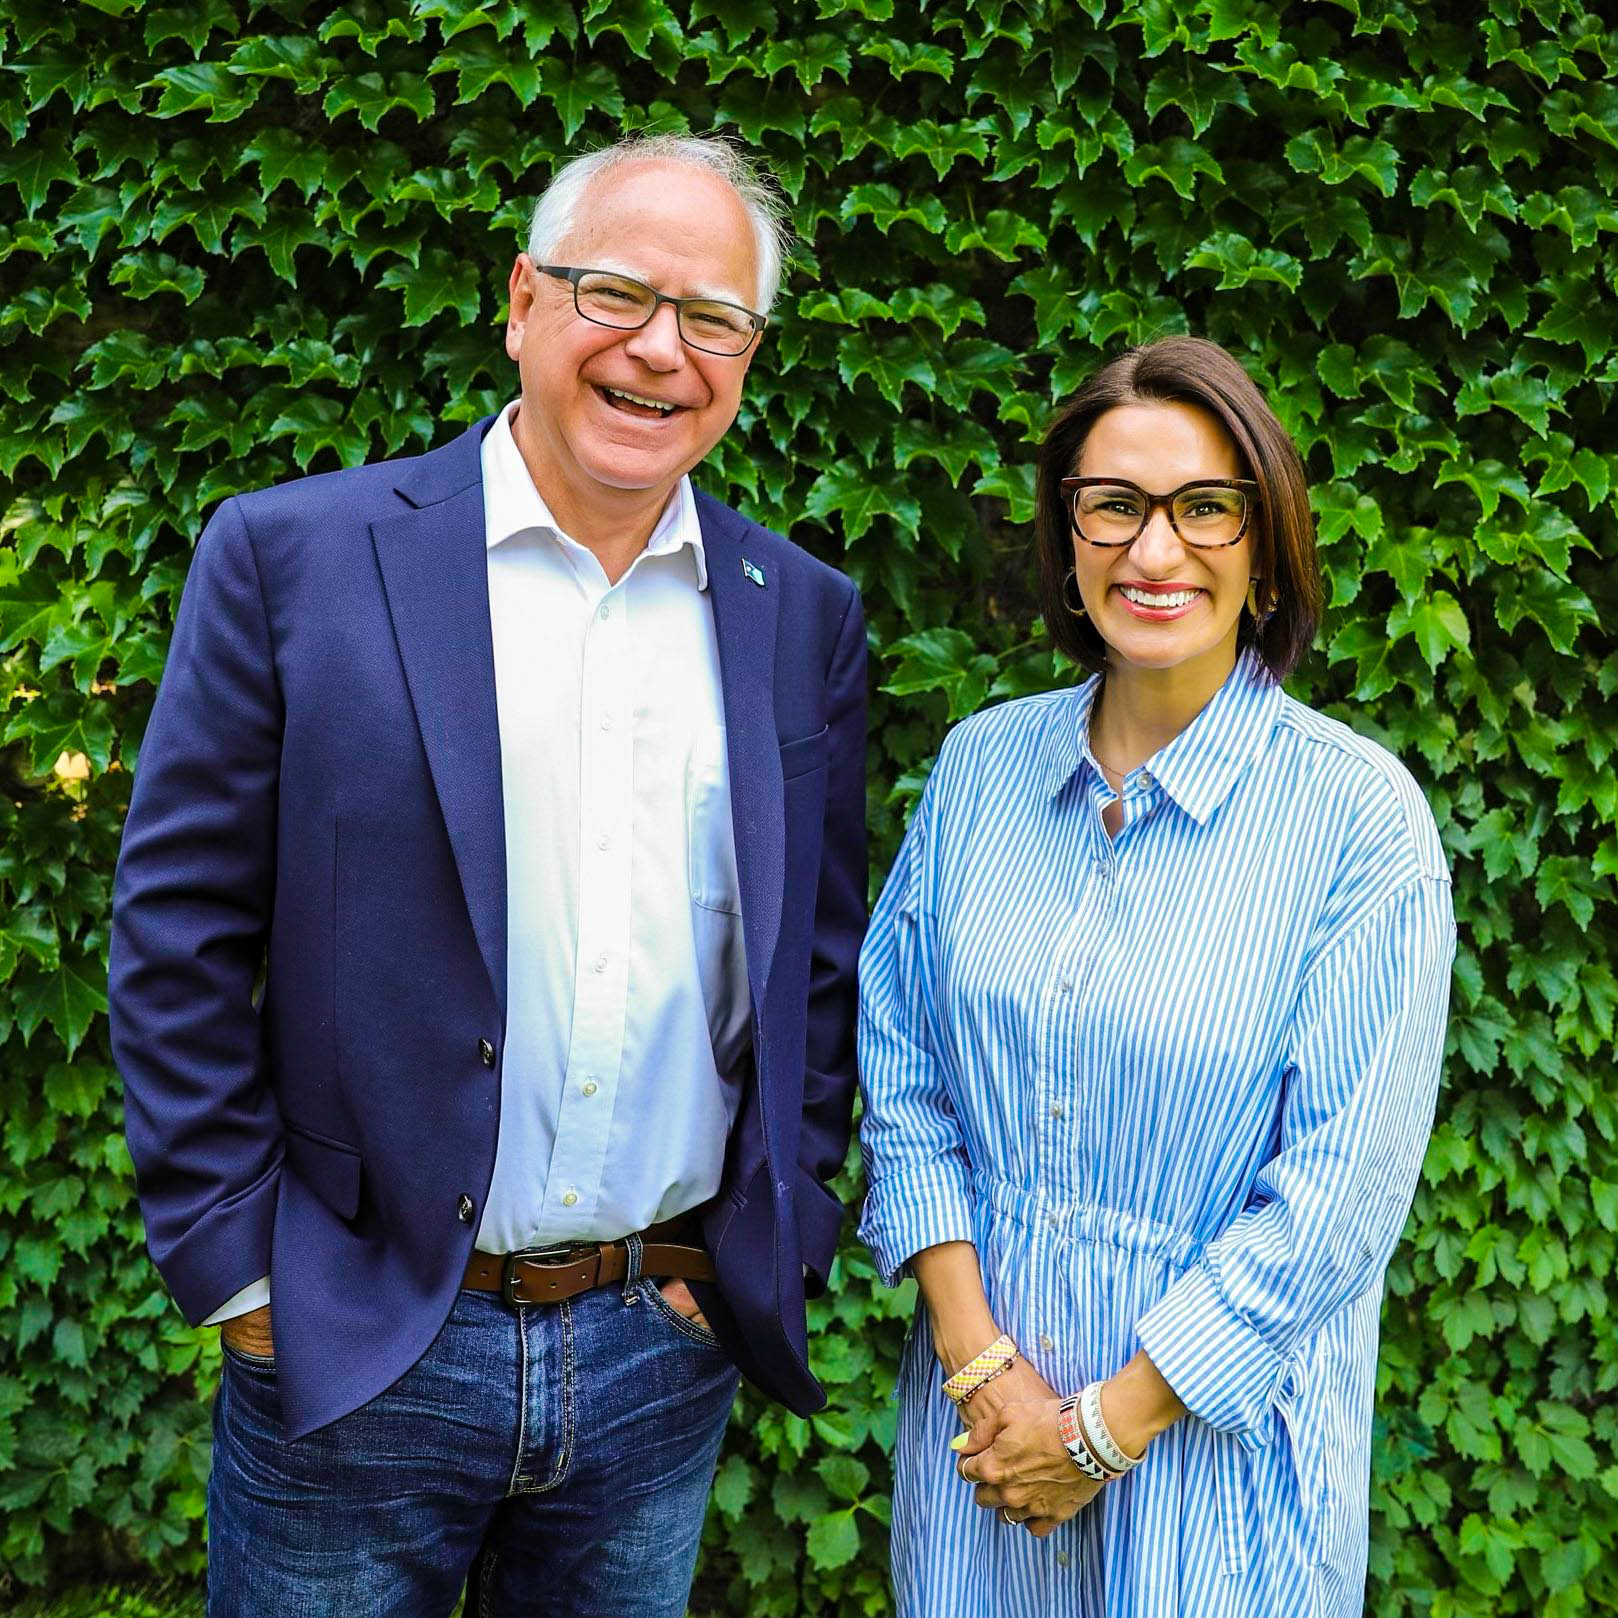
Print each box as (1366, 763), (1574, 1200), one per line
(857, 650), (1454, 1618)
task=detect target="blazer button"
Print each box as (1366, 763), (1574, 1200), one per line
(457, 1194), (475, 1224)
(479, 1038), (496, 1068)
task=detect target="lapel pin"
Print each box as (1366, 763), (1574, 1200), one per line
(741, 558), (767, 588)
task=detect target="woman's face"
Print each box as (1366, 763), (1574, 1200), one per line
(1070, 400), (1256, 681)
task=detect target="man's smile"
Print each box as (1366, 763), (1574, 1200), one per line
(597, 384), (681, 418)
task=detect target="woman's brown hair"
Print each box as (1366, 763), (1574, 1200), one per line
(1034, 336), (1323, 679)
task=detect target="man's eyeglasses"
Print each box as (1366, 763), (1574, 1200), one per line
(536, 265), (766, 357)
(1060, 477), (1260, 549)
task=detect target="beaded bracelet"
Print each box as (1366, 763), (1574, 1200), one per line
(1079, 1380), (1143, 1475)
(1056, 1394), (1113, 1482)
(941, 1333), (1019, 1406)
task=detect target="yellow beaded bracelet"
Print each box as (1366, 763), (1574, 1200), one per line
(942, 1333), (1019, 1405)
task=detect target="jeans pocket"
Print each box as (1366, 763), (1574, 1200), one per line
(221, 1340), (278, 1374)
(637, 1279), (725, 1352)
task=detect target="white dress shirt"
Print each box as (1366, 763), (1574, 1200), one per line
(203, 402), (750, 1323)
(477, 400), (750, 1250)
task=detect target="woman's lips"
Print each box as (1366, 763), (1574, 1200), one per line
(1112, 585), (1205, 621)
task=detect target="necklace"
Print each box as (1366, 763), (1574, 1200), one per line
(1087, 738), (1131, 777)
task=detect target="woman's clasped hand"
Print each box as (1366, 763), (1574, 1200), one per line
(951, 1387), (1102, 1538)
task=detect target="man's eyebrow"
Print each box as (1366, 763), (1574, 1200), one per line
(585, 259), (756, 309)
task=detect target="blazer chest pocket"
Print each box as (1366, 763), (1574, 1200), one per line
(284, 1121), (362, 1222)
(779, 725), (828, 782)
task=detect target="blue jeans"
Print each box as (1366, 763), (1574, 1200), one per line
(207, 1278), (740, 1618)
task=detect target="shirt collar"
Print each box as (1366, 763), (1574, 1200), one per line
(481, 400), (707, 589)
(1040, 648), (1282, 825)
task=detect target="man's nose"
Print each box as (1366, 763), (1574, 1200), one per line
(623, 301), (685, 370)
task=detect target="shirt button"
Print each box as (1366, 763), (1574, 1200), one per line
(1039, 1333), (1054, 1350)
(596, 835), (610, 851)
(582, 1081), (598, 1096)
(1046, 1212), (1060, 1230)
(1056, 1551), (1071, 1568)
(457, 1194), (475, 1224)
(562, 1189), (579, 1207)
(1049, 1102), (1063, 1119)
(598, 604), (610, 620)
(600, 714), (612, 731)
(593, 953), (608, 973)
(478, 1038), (495, 1067)
(1059, 974), (1073, 992)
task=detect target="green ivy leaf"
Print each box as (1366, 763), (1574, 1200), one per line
(0, 131), (77, 217)
(10, 953), (108, 1057)
(377, 247), (483, 326)
(805, 1508), (861, 1570)
(1123, 138), (1225, 200)
(148, 62), (262, 122)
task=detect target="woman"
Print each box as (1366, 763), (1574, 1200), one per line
(857, 336), (1454, 1617)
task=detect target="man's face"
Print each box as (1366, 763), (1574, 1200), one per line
(504, 161), (762, 509)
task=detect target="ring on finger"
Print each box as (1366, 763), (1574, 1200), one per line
(999, 1507), (1018, 1525)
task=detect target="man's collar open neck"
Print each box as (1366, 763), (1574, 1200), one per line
(506, 399), (690, 577)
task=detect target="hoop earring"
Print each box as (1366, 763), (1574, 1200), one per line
(1246, 579), (1279, 624)
(1062, 569), (1087, 619)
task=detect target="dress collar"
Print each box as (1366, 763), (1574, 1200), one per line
(1040, 649), (1282, 825)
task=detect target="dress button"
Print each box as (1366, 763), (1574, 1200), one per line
(457, 1194), (474, 1224)
(479, 1038), (495, 1067)
(562, 1189), (579, 1207)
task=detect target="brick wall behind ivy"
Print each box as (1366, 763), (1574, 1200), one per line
(1, 0), (1614, 1610)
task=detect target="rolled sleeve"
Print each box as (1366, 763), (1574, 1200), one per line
(856, 785), (976, 1287)
(1136, 875), (1455, 1445)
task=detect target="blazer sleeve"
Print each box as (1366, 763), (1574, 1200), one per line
(1134, 873), (1456, 1446)
(794, 580), (869, 1294)
(108, 496), (286, 1325)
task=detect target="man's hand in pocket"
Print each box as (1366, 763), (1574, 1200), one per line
(220, 1303), (275, 1360)
(656, 1279), (711, 1332)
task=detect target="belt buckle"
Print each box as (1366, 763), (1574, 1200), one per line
(500, 1242), (591, 1307)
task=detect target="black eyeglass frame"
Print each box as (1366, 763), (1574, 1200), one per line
(1060, 475), (1262, 550)
(534, 264), (767, 356)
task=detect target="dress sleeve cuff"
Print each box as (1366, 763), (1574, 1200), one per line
(1133, 1261), (1285, 1448)
(857, 1166), (976, 1288)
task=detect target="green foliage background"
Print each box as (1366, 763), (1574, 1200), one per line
(1, 0), (1615, 1610)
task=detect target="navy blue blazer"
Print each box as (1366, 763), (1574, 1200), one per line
(109, 417), (867, 1439)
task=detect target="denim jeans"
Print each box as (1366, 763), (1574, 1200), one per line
(206, 1278), (740, 1618)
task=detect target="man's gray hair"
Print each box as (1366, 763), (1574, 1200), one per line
(526, 134), (792, 314)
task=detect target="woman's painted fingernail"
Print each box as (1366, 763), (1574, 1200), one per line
(949, 1433), (968, 1451)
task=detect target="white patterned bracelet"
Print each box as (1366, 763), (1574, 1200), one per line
(1080, 1380), (1144, 1475)
(1056, 1394), (1113, 1482)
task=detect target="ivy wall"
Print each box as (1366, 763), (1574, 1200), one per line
(1, 0), (1614, 1612)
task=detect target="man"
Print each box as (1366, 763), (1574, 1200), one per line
(109, 134), (866, 1617)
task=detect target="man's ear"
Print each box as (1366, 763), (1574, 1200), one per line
(504, 254), (536, 363)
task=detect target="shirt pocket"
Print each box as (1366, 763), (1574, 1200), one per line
(687, 725), (742, 916)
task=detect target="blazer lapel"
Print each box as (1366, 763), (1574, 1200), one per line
(370, 425), (507, 1014)
(698, 494), (783, 1002)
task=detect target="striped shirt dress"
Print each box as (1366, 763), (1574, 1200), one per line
(857, 651), (1455, 1618)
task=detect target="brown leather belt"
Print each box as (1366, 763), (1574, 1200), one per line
(462, 1215), (716, 1307)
